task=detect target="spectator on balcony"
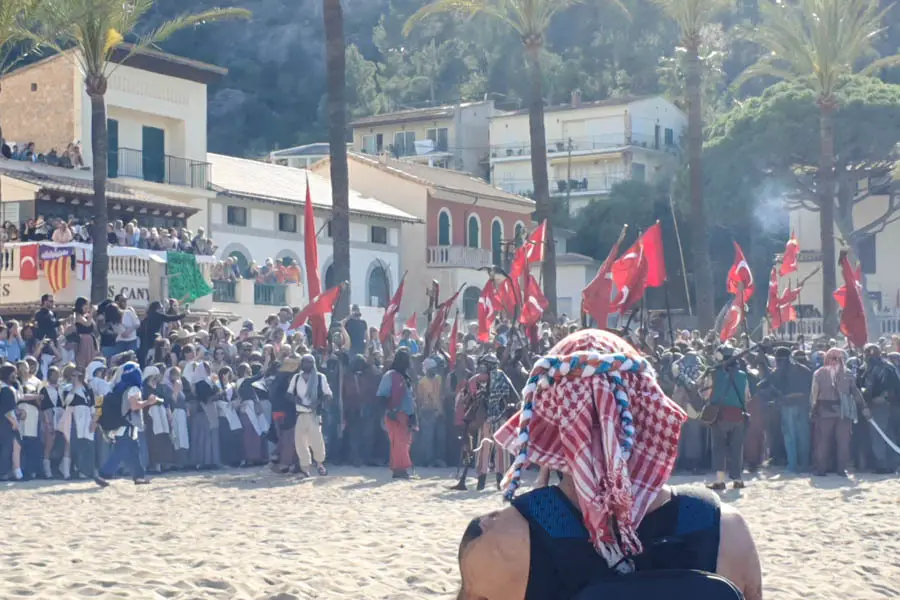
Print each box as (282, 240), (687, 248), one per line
(68, 142), (84, 168)
(246, 261), (261, 281)
(282, 257), (301, 284)
(112, 220), (126, 245)
(192, 228), (208, 253)
(2, 221), (19, 242)
(123, 222), (139, 247)
(1, 137), (10, 159)
(52, 220), (74, 244)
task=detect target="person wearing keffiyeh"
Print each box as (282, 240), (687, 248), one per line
(452, 330), (762, 600)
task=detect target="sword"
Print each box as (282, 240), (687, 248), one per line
(867, 417), (900, 456)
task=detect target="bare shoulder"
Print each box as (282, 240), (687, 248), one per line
(458, 506), (530, 600)
(718, 503), (763, 600)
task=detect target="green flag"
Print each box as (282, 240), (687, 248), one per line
(167, 251), (213, 303)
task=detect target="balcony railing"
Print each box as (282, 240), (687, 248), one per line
(254, 283), (288, 306)
(109, 147), (211, 189)
(551, 174), (627, 196)
(213, 279), (238, 303)
(426, 245), (493, 269)
(490, 134), (681, 159)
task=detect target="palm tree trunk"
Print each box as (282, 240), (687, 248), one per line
(818, 104), (838, 337)
(89, 91), (109, 304)
(685, 43), (714, 330)
(324, 0), (350, 319)
(525, 46), (557, 317)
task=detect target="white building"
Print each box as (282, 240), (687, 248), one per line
(268, 143), (332, 169)
(206, 153), (420, 326)
(489, 94), (686, 215)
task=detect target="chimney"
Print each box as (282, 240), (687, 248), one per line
(571, 89), (582, 107)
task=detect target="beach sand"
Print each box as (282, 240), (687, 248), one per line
(1, 467), (898, 599)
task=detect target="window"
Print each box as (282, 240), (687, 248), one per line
(371, 226), (388, 244)
(227, 206), (247, 227)
(438, 210), (452, 246)
(664, 128), (675, 147)
(858, 234), (877, 274)
(278, 213), (297, 233)
(107, 118), (119, 178)
(368, 264), (389, 307)
(393, 131), (416, 157)
(427, 127), (449, 152)
(632, 163), (646, 183)
(142, 126), (165, 183)
(361, 134), (377, 154)
(467, 215), (480, 248)
(462, 286), (480, 320)
(491, 219), (504, 267)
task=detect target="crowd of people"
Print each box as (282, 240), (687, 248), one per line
(210, 256), (303, 285)
(0, 215), (217, 256)
(0, 291), (897, 494)
(1, 139), (85, 169)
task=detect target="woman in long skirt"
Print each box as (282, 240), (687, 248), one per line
(142, 366), (175, 472)
(236, 363), (265, 465)
(376, 349), (416, 479)
(161, 367), (190, 468)
(59, 366), (95, 479)
(39, 366), (63, 478)
(216, 367), (244, 467)
(73, 297), (97, 370)
(190, 379), (220, 469)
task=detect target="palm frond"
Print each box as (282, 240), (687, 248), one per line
(860, 54), (900, 76)
(135, 8), (250, 49)
(403, 0), (503, 37)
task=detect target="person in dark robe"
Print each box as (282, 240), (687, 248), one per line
(857, 344), (900, 473)
(142, 365), (175, 472)
(235, 362), (266, 465)
(137, 301), (185, 366)
(342, 355), (381, 467)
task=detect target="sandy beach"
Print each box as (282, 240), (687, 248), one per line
(1, 467), (898, 599)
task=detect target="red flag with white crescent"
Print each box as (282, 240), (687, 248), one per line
(780, 232), (799, 276)
(291, 284), (343, 331)
(720, 298), (743, 342)
(19, 244), (38, 280)
(477, 280), (499, 342)
(379, 274), (406, 343)
(727, 242), (754, 302)
(767, 267), (782, 329)
(520, 273), (549, 326)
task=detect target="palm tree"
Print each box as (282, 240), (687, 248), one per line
(736, 0), (900, 337)
(0, 0), (42, 142)
(652, 0), (729, 330)
(38, 0), (249, 304)
(404, 0), (618, 317)
(323, 0), (351, 319)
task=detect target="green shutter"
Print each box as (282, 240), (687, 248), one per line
(142, 126), (165, 183)
(107, 118), (119, 178)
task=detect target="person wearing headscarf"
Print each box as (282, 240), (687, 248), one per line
(342, 354), (381, 467)
(190, 375), (221, 470)
(670, 350), (706, 472)
(471, 352), (519, 491)
(142, 365), (175, 472)
(701, 345), (752, 490)
(453, 330), (762, 600)
(215, 366), (244, 467)
(376, 348), (416, 479)
(58, 365), (95, 479)
(39, 366), (64, 478)
(810, 348), (867, 476)
(160, 366), (190, 468)
(235, 362), (266, 466)
(287, 354), (331, 477)
(413, 356), (444, 468)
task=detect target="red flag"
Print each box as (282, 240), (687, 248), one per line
(448, 312), (460, 367)
(582, 228), (626, 327)
(834, 263), (861, 309)
(520, 273), (549, 326)
(767, 267), (782, 329)
(523, 220), (547, 264)
(611, 238), (648, 314)
(379, 274), (406, 343)
(642, 222), (666, 288)
(477, 280), (499, 341)
(497, 276), (519, 315)
(426, 288), (462, 347)
(291, 284), (343, 331)
(839, 251), (867, 348)
(727, 242), (754, 302)
(19, 244), (38, 280)
(304, 175), (327, 347)
(720, 299), (743, 342)
(780, 231), (799, 276)
(404, 312), (417, 332)
(778, 286), (801, 325)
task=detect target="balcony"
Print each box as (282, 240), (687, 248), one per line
(109, 147), (211, 189)
(490, 134), (681, 160)
(551, 173), (627, 196)
(254, 283), (288, 306)
(426, 245), (493, 269)
(213, 279), (238, 303)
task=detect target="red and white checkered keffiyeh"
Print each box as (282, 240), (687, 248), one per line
(494, 329), (687, 568)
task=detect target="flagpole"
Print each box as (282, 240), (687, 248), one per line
(663, 280), (676, 347)
(739, 282), (748, 348)
(668, 190), (693, 316)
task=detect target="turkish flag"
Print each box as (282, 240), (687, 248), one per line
(426, 288), (462, 348)
(303, 175), (327, 347)
(19, 244), (38, 280)
(839, 251), (868, 348)
(727, 242), (754, 302)
(477, 280), (499, 342)
(582, 230), (625, 327)
(778, 286), (801, 325)
(520, 273), (549, 326)
(780, 232), (799, 276)
(834, 263), (861, 309)
(379, 274), (406, 343)
(611, 238), (648, 314)
(291, 284), (343, 331)
(404, 312), (418, 333)
(767, 267), (782, 329)
(642, 222), (667, 287)
(448, 312), (460, 367)
(497, 276), (519, 315)
(720, 298), (743, 342)
(523, 220), (547, 264)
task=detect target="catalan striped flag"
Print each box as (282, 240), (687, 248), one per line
(44, 255), (71, 293)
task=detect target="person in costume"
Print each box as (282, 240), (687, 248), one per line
(453, 330), (762, 600)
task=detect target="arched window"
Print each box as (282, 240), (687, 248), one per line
(367, 264), (389, 307)
(228, 250), (249, 276)
(462, 286), (480, 320)
(467, 214), (480, 248)
(514, 221), (526, 247)
(491, 219), (504, 267)
(438, 209), (452, 246)
(324, 264), (336, 289)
